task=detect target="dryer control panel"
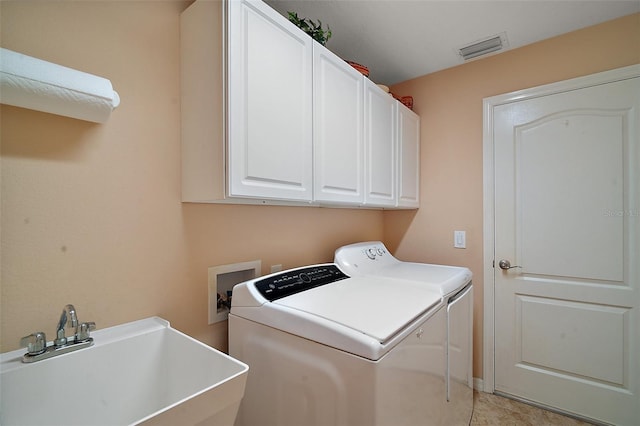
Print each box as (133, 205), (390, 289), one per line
(254, 265), (349, 301)
(334, 242), (401, 275)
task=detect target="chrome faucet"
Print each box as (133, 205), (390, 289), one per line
(54, 304), (78, 347)
(19, 304), (96, 363)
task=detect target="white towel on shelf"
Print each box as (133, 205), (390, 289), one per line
(0, 48), (120, 123)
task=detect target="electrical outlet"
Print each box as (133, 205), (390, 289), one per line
(271, 264), (282, 273)
(454, 230), (466, 249)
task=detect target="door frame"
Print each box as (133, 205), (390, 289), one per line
(482, 64), (640, 393)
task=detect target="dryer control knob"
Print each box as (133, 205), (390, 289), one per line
(366, 248), (376, 259)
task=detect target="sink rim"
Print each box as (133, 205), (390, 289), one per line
(1, 316), (247, 372)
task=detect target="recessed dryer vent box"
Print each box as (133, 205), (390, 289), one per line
(208, 260), (261, 324)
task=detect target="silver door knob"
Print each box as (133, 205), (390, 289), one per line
(498, 259), (521, 270)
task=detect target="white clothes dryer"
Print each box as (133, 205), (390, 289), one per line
(229, 264), (450, 426)
(334, 241), (474, 426)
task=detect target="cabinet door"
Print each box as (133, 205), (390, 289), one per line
(313, 43), (364, 204)
(227, 0), (313, 201)
(397, 103), (420, 208)
(364, 79), (396, 207)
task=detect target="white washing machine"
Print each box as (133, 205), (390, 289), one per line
(229, 264), (450, 426)
(334, 241), (474, 426)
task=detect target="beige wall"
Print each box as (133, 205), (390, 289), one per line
(0, 1), (383, 352)
(1, 1), (638, 383)
(385, 13), (640, 378)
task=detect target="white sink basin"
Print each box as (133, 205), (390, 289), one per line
(0, 317), (248, 426)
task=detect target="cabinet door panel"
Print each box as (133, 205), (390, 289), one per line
(397, 104), (420, 208)
(313, 44), (364, 204)
(228, 0), (313, 201)
(364, 79), (396, 206)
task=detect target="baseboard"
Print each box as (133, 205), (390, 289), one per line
(473, 377), (484, 392)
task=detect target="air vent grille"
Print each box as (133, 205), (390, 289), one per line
(459, 36), (504, 60)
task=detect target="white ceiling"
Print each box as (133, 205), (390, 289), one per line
(265, 0), (640, 85)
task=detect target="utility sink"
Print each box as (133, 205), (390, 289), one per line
(0, 317), (248, 426)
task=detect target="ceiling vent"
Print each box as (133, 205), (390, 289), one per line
(459, 34), (507, 60)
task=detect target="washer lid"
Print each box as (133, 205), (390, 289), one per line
(273, 276), (441, 343)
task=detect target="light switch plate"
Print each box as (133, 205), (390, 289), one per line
(454, 230), (466, 249)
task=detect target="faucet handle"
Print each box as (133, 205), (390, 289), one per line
(76, 322), (96, 342)
(20, 332), (47, 355)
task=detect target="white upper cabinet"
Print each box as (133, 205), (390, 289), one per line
(364, 79), (396, 207)
(181, 0), (312, 204)
(313, 43), (364, 205)
(180, 0), (419, 208)
(227, 0), (313, 201)
(397, 103), (420, 208)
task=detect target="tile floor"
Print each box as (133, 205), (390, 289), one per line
(470, 391), (593, 425)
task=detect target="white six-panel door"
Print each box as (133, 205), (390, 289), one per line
(485, 66), (639, 425)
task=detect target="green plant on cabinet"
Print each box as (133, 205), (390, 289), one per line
(287, 11), (332, 46)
